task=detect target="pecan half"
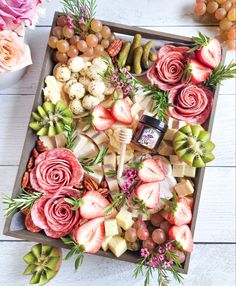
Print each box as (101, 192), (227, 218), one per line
(21, 171), (29, 189)
(27, 156), (35, 171)
(36, 140), (48, 153)
(97, 188), (110, 197)
(32, 148), (39, 158)
(107, 39), (123, 57)
(83, 176), (99, 191)
(100, 180), (108, 188)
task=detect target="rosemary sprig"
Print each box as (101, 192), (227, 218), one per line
(204, 61), (236, 89)
(64, 197), (83, 211)
(187, 32), (210, 53)
(64, 123), (78, 150)
(104, 169), (116, 177)
(150, 89), (169, 122)
(3, 190), (43, 217)
(132, 197), (150, 216)
(61, 237), (85, 270)
(79, 146), (108, 173)
(105, 192), (127, 214)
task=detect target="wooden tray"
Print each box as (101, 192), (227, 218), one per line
(3, 12), (226, 274)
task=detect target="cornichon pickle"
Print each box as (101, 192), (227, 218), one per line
(118, 42), (131, 67)
(126, 34), (142, 65)
(149, 51), (157, 62)
(125, 65), (131, 72)
(133, 46), (143, 75)
(141, 40), (153, 69)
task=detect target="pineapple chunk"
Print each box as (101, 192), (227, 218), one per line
(172, 164), (185, 177)
(102, 236), (113, 252)
(175, 179), (194, 197)
(108, 236), (127, 257)
(116, 208), (134, 230)
(184, 165), (196, 178)
(164, 129), (178, 141)
(157, 141), (174, 156)
(105, 219), (119, 237)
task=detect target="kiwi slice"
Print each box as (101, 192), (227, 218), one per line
(23, 244), (62, 285)
(173, 125), (215, 168)
(29, 101), (73, 137)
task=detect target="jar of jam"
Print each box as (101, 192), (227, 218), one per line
(132, 115), (168, 151)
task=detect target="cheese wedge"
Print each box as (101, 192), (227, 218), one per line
(184, 165), (196, 178)
(116, 208), (134, 230)
(102, 236), (113, 252)
(86, 164), (103, 184)
(55, 133), (66, 148)
(172, 164), (185, 177)
(164, 128), (178, 141)
(39, 136), (56, 150)
(157, 141), (174, 156)
(175, 179), (194, 197)
(108, 236), (127, 257)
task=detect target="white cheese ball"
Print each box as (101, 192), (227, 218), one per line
(43, 88), (61, 104)
(54, 65), (71, 82)
(79, 62), (92, 76)
(96, 93), (105, 102)
(82, 95), (100, 110)
(69, 99), (85, 115)
(67, 56), (84, 72)
(92, 57), (108, 72)
(71, 72), (79, 80)
(86, 65), (104, 80)
(68, 82), (85, 100)
(79, 76), (91, 90)
(88, 80), (106, 97)
(104, 82), (115, 95)
(64, 79), (77, 94)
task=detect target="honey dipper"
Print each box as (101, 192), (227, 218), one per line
(117, 128), (133, 179)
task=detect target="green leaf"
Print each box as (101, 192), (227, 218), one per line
(105, 193), (126, 214)
(187, 32), (211, 53)
(105, 169), (116, 177)
(64, 123), (78, 150)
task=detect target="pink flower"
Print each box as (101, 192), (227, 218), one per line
(0, 0), (41, 30)
(67, 12), (74, 28)
(158, 247), (164, 254)
(117, 81), (125, 88)
(140, 248), (150, 258)
(168, 259), (174, 265)
(159, 254), (165, 262)
(125, 73), (132, 79)
(165, 242), (173, 250)
(111, 74), (118, 82)
(0, 30), (32, 74)
(78, 17), (85, 24)
(81, 6), (87, 13)
(163, 261), (170, 269)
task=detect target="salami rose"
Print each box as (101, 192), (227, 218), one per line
(31, 187), (80, 238)
(147, 45), (190, 91)
(168, 84), (214, 124)
(30, 148), (83, 195)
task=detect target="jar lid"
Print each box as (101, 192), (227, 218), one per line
(140, 115), (168, 132)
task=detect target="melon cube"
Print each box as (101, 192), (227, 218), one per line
(105, 219), (119, 237)
(108, 236), (127, 257)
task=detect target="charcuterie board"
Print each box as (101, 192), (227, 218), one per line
(4, 7), (234, 286)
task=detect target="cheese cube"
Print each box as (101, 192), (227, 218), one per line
(184, 165), (196, 178)
(108, 236), (127, 257)
(116, 208), (134, 230)
(86, 164), (103, 184)
(169, 155), (184, 165)
(175, 179), (194, 197)
(105, 219), (119, 237)
(172, 164), (185, 177)
(164, 129), (178, 141)
(157, 141), (174, 156)
(117, 224), (123, 235)
(102, 236), (112, 251)
(168, 117), (179, 129)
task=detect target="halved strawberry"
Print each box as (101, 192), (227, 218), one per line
(161, 196), (192, 226)
(80, 191), (110, 219)
(74, 217), (105, 253)
(111, 98), (133, 125)
(169, 225), (193, 253)
(134, 182), (160, 209)
(92, 105), (115, 131)
(196, 38), (221, 69)
(138, 158), (165, 183)
(187, 58), (212, 84)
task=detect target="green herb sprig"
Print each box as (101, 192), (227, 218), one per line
(3, 190), (43, 217)
(105, 192), (127, 214)
(187, 32), (210, 53)
(104, 169), (117, 177)
(132, 197), (150, 216)
(79, 146), (108, 173)
(64, 123), (78, 150)
(204, 61), (236, 89)
(61, 237), (85, 270)
(64, 197), (83, 211)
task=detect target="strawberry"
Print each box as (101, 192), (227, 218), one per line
(169, 225), (193, 253)
(74, 217), (105, 253)
(80, 191), (110, 219)
(92, 105), (115, 131)
(160, 195), (192, 226)
(137, 158), (165, 183)
(196, 38), (221, 69)
(134, 182), (160, 209)
(111, 98), (133, 124)
(187, 58), (212, 84)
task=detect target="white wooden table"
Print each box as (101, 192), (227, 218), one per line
(0, 1), (235, 285)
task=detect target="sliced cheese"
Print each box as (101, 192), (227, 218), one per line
(39, 136), (56, 150)
(77, 141), (98, 159)
(72, 134), (90, 157)
(108, 236), (127, 257)
(164, 128), (178, 141)
(175, 179), (194, 197)
(86, 163), (103, 184)
(55, 133), (66, 148)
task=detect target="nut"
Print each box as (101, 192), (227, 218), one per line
(32, 148), (39, 158)
(100, 180), (108, 188)
(27, 156), (35, 171)
(21, 207), (30, 216)
(97, 188), (109, 197)
(107, 39), (123, 57)
(83, 176), (99, 191)
(22, 171), (30, 189)
(36, 140), (48, 153)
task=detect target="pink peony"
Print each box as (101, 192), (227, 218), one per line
(0, 30), (32, 74)
(0, 0), (41, 30)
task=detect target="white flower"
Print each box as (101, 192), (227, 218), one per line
(88, 80), (106, 97)
(82, 95), (100, 110)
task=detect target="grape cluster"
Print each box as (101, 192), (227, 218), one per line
(48, 15), (116, 63)
(194, 0), (236, 49)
